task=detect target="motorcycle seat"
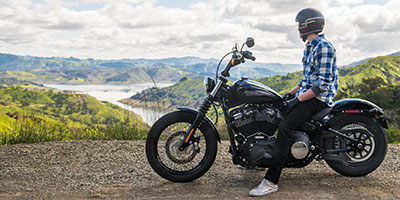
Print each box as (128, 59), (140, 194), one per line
(311, 107), (332, 120)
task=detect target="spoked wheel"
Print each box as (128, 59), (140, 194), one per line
(326, 115), (388, 177)
(339, 127), (375, 162)
(146, 111), (218, 182)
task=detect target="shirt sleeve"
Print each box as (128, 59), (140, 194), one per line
(312, 44), (335, 94)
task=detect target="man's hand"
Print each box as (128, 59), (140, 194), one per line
(285, 97), (300, 112)
(283, 92), (294, 101)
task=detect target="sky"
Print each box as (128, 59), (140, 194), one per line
(0, 0), (399, 65)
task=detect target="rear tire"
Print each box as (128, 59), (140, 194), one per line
(146, 111), (218, 182)
(325, 114), (388, 177)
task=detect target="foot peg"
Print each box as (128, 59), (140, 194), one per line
(264, 152), (272, 159)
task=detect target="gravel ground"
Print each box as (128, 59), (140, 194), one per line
(0, 140), (399, 200)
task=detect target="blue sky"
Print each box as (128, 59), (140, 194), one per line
(0, 0), (399, 65)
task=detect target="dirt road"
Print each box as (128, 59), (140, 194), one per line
(0, 140), (399, 199)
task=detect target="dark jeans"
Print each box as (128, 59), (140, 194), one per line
(265, 98), (327, 184)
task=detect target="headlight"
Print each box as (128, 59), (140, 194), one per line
(204, 76), (216, 93)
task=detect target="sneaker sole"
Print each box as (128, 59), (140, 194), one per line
(249, 188), (278, 197)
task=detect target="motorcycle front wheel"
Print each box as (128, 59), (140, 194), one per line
(146, 111), (218, 182)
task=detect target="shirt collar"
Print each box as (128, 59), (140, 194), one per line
(306, 33), (325, 47)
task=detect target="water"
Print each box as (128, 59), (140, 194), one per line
(44, 83), (173, 125)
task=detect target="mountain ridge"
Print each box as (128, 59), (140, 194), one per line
(0, 52), (300, 83)
(340, 51), (400, 68)
(122, 54), (400, 142)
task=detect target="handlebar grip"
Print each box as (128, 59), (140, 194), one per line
(243, 51), (256, 61)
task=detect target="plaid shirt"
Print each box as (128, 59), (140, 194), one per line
(296, 34), (339, 107)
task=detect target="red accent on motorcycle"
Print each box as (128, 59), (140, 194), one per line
(344, 110), (361, 113)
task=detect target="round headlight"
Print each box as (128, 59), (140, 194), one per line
(204, 77), (216, 93)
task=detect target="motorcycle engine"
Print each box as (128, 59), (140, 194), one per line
(229, 105), (283, 168)
(229, 105), (282, 140)
(229, 105), (311, 168)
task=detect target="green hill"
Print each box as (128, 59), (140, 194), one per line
(257, 56), (400, 96)
(124, 55), (400, 142)
(257, 56), (400, 140)
(0, 85), (149, 145)
(120, 77), (206, 109)
(126, 56), (400, 109)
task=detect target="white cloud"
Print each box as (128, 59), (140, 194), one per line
(0, 0), (398, 65)
(335, 0), (364, 5)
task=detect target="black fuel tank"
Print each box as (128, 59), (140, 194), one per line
(233, 79), (282, 104)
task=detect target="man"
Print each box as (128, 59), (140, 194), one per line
(249, 8), (339, 197)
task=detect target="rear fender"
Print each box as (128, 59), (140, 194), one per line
(331, 98), (388, 129)
(177, 107), (221, 143)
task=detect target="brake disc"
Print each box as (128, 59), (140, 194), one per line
(165, 132), (197, 164)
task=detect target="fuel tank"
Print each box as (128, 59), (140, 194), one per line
(232, 79), (283, 105)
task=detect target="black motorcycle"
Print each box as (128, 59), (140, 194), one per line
(146, 38), (388, 182)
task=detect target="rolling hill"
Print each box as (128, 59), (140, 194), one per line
(0, 81), (149, 145)
(126, 55), (400, 109)
(123, 55), (400, 143)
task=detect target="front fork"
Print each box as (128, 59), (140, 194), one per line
(178, 77), (227, 151)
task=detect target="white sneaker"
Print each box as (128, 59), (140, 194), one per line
(249, 179), (278, 197)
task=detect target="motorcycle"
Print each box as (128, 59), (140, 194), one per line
(145, 37), (388, 182)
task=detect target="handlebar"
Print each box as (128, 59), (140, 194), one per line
(216, 39), (256, 79)
(220, 51), (256, 77)
(221, 58), (240, 77)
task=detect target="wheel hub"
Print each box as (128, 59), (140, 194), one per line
(343, 129), (375, 162)
(165, 132), (197, 164)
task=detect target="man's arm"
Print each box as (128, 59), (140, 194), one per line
(289, 86), (300, 95)
(298, 88), (317, 102)
(298, 44), (335, 102)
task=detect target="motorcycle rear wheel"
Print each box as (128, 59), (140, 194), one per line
(146, 111), (218, 182)
(325, 114), (388, 177)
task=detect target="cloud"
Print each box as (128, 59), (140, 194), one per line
(351, 32), (400, 53)
(0, 0), (398, 65)
(334, 0), (364, 5)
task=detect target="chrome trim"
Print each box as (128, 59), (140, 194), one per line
(291, 141), (309, 159)
(210, 79), (223, 97)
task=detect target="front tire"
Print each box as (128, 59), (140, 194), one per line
(146, 111), (218, 182)
(325, 114), (388, 177)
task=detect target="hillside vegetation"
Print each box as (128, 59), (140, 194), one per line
(125, 55), (400, 143)
(120, 77), (205, 109)
(0, 83), (149, 145)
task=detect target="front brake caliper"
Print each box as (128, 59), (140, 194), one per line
(193, 136), (201, 153)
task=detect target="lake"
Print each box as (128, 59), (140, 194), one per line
(44, 83), (173, 125)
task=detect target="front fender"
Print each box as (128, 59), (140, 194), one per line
(177, 107), (221, 143)
(331, 98), (388, 128)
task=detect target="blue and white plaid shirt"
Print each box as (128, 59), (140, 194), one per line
(296, 34), (339, 107)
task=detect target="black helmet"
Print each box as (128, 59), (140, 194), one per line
(295, 8), (324, 41)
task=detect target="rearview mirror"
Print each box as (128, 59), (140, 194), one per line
(246, 37), (255, 48)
